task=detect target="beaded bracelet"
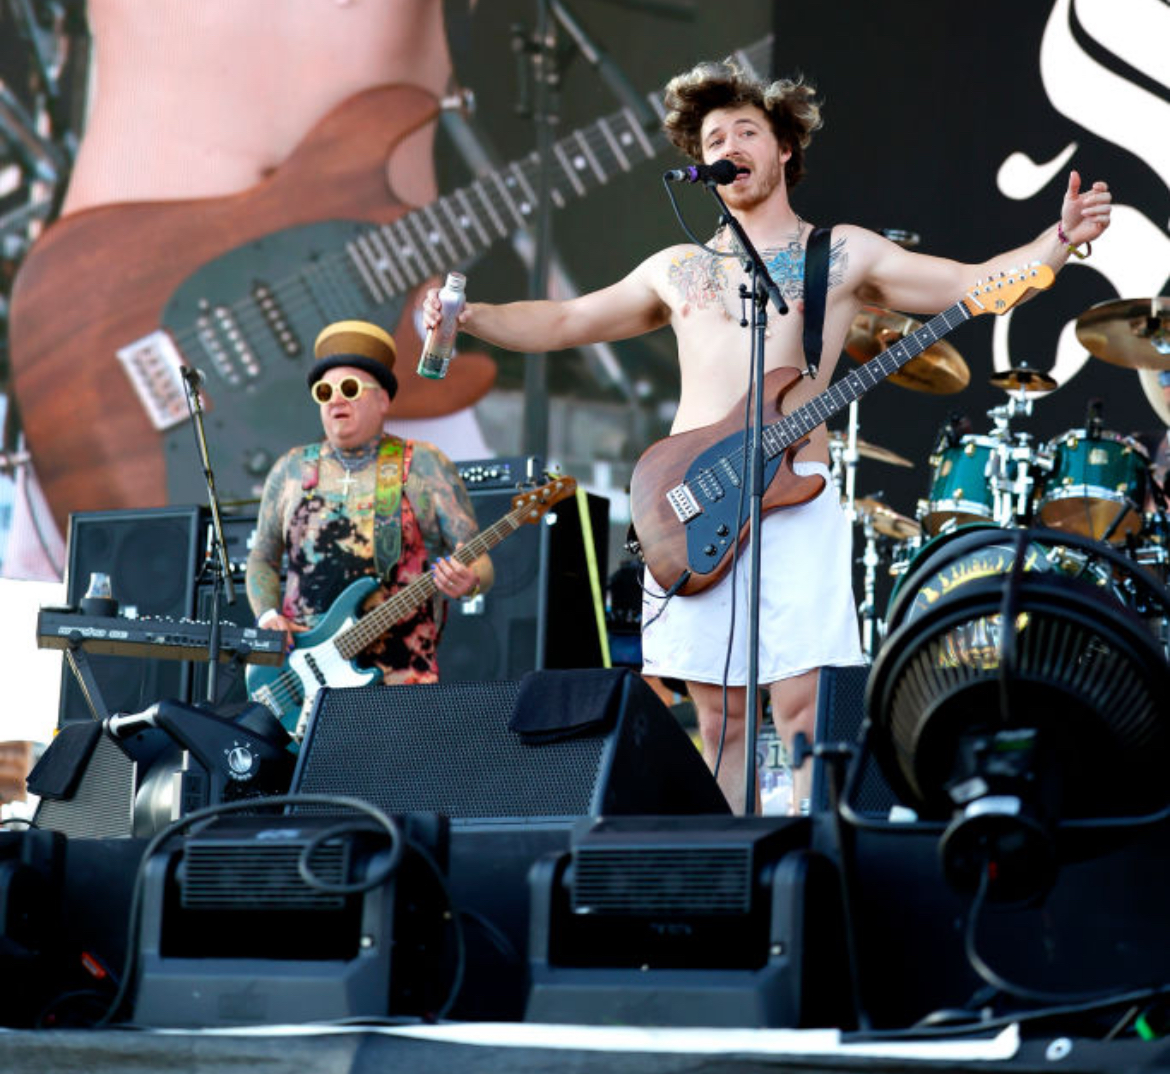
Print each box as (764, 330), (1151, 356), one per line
(1058, 222), (1091, 260)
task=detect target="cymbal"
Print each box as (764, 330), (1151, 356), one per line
(988, 364), (1058, 393)
(828, 431), (914, 468)
(853, 497), (922, 540)
(846, 306), (970, 393)
(1075, 297), (1170, 370)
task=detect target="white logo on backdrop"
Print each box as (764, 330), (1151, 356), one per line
(993, 0), (1170, 414)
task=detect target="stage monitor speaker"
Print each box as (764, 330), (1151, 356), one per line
(440, 480), (609, 681)
(58, 506), (202, 727)
(810, 664), (898, 816)
(290, 670), (729, 826)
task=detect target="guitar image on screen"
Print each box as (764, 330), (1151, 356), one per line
(8, 39), (772, 530)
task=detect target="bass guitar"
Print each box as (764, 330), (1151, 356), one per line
(9, 38), (773, 529)
(629, 265), (1055, 596)
(246, 475), (577, 737)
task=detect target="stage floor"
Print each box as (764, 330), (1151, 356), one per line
(1, 1021), (1166, 1074)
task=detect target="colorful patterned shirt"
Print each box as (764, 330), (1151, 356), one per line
(247, 437), (479, 684)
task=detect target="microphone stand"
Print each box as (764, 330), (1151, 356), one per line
(701, 184), (788, 815)
(182, 368), (236, 705)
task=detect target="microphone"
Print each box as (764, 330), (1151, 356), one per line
(663, 159), (741, 186)
(180, 365), (206, 388)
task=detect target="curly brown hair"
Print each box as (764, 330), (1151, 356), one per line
(663, 59), (823, 189)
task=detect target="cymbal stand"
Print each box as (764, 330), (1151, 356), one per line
(987, 387), (1047, 528)
(843, 400), (861, 521)
(855, 511), (882, 660)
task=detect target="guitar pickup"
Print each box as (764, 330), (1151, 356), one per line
(667, 482), (701, 523)
(117, 331), (193, 430)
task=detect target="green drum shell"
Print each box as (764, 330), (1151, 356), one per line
(1037, 428), (1147, 542)
(920, 436), (997, 536)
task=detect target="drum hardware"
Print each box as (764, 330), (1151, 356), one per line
(854, 510), (883, 660)
(1075, 296), (1170, 369)
(845, 307), (971, 394)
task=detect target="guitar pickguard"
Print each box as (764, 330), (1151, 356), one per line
(157, 220), (419, 504)
(680, 436), (788, 577)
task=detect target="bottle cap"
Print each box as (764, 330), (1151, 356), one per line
(444, 272), (467, 292)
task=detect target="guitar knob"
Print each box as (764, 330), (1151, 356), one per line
(715, 524), (729, 537)
(703, 543), (717, 556)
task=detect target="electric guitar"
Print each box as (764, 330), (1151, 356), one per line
(629, 265), (1056, 596)
(246, 475), (577, 737)
(8, 38), (773, 530)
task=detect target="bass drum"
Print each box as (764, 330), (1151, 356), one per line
(920, 436), (997, 535)
(1037, 429), (1148, 542)
(885, 523), (1123, 636)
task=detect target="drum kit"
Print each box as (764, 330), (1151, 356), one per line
(834, 294), (1170, 660)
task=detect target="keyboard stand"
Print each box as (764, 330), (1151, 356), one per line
(62, 637), (112, 723)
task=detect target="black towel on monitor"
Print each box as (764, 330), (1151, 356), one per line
(509, 668), (627, 744)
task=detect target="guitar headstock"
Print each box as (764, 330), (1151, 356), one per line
(962, 262), (1055, 317)
(511, 475), (578, 523)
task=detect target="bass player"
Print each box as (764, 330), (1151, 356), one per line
(245, 320), (491, 691)
(423, 57), (1113, 814)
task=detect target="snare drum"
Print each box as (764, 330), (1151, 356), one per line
(1038, 429), (1148, 542)
(920, 436), (996, 535)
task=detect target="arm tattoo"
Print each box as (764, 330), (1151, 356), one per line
(409, 446), (479, 554)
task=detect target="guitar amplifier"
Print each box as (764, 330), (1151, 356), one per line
(446, 458), (609, 681)
(455, 455), (544, 492)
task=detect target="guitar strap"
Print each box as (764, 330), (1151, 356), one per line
(301, 437), (409, 583)
(802, 225), (833, 377)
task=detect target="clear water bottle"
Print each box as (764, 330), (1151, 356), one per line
(417, 272), (467, 379)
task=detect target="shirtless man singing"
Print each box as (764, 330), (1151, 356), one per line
(424, 57), (1113, 813)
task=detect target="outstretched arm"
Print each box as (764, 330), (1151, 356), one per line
(422, 256), (671, 354)
(856, 170), (1112, 315)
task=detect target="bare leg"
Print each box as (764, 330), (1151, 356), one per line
(687, 680), (763, 815)
(767, 668), (820, 814)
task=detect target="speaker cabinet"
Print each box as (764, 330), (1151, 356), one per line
(810, 665), (898, 816)
(58, 506), (202, 726)
(290, 670), (729, 826)
(440, 485), (609, 681)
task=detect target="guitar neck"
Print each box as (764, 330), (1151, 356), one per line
(342, 36), (773, 300)
(765, 300), (972, 457)
(333, 507), (523, 659)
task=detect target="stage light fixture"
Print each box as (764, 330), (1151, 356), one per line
(866, 527), (1170, 903)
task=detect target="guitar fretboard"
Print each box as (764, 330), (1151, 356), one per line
(761, 301), (973, 458)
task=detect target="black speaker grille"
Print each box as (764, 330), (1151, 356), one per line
(181, 843), (347, 910)
(572, 846), (753, 915)
(34, 732), (135, 838)
(812, 665), (899, 816)
(292, 681), (608, 820)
